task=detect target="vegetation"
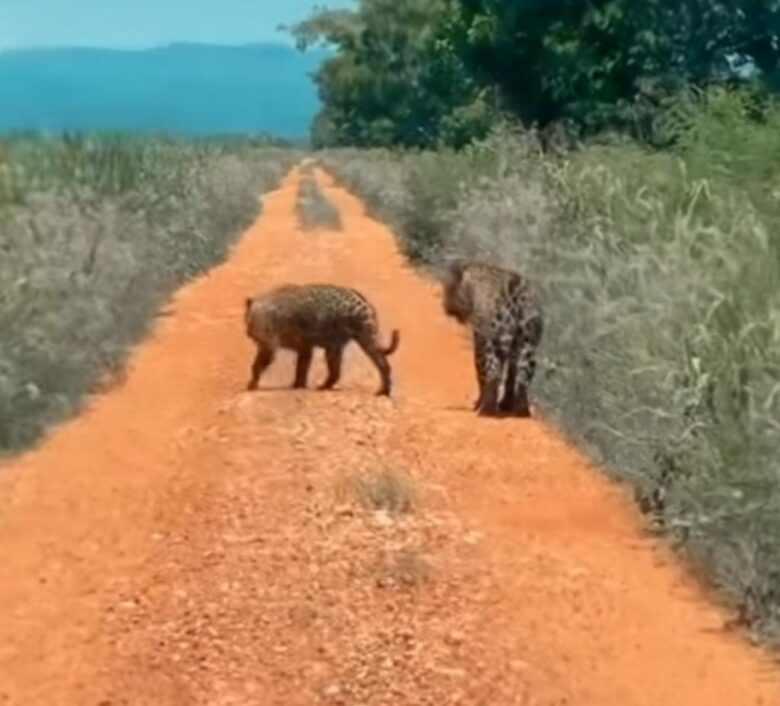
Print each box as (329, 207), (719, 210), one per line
(321, 88), (780, 644)
(447, 0), (780, 138)
(383, 548), (431, 588)
(339, 465), (416, 516)
(292, 0), (496, 148)
(0, 135), (297, 453)
(295, 0), (780, 147)
(296, 170), (343, 230)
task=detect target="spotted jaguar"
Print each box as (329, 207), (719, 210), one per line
(244, 283), (399, 396)
(440, 259), (543, 417)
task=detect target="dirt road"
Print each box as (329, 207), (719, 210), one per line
(1, 167), (778, 705)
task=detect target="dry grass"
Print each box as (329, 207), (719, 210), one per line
(321, 89), (780, 645)
(296, 172), (342, 231)
(0, 135), (298, 453)
(379, 548), (432, 589)
(338, 466), (416, 516)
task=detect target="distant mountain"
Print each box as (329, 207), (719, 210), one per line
(0, 43), (329, 139)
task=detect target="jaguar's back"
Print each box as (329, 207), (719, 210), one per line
(246, 284), (382, 347)
(244, 283), (399, 396)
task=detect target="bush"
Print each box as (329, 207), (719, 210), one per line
(0, 135), (298, 452)
(322, 90), (780, 644)
(296, 172), (342, 230)
(338, 465), (415, 516)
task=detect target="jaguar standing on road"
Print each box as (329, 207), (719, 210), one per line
(439, 259), (543, 417)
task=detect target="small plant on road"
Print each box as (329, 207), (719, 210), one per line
(380, 548), (431, 589)
(339, 465), (415, 516)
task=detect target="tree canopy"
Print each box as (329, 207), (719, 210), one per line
(291, 0), (495, 148)
(293, 0), (780, 147)
(450, 0), (780, 133)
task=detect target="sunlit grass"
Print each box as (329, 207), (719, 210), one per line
(0, 134), (298, 452)
(322, 89), (780, 644)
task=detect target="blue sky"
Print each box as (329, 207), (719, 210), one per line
(0, 0), (355, 50)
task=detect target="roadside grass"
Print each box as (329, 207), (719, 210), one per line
(0, 134), (298, 453)
(321, 88), (780, 645)
(380, 548), (431, 589)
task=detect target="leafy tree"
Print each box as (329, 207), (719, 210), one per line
(292, 0), (780, 146)
(447, 0), (780, 134)
(291, 0), (496, 148)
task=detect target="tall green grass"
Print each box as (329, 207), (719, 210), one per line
(0, 134), (298, 453)
(321, 89), (780, 644)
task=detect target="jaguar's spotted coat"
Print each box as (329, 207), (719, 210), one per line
(440, 259), (543, 417)
(244, 283), (399, 396)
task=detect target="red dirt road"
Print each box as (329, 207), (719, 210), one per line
(1, 167), (778, 705)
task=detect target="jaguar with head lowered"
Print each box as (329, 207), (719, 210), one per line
(244, 283), (400, 396)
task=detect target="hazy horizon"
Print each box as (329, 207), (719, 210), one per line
(0, 39), (316, 54)
(0, 43), (331, 138)
(0, 0), (353, 137)
(0, 0), (353, 52)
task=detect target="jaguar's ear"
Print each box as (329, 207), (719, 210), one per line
(244, 297), (253, 313)
(438, 256), (465, 285)
(507, 272), (522, 290)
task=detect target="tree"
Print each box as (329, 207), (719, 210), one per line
(292, 0), (780, 147)
(447, 0), (780, 134)
(291, 0), (496, 148)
